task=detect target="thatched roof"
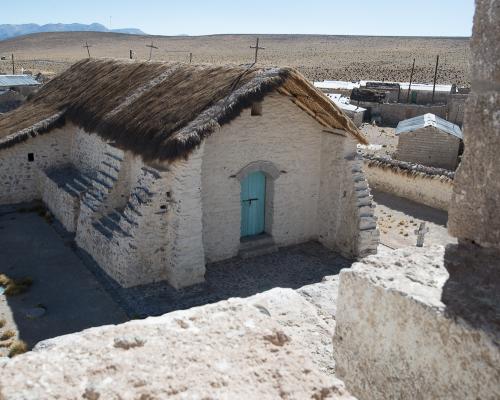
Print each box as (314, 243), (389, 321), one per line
(0, 59), (367, 161)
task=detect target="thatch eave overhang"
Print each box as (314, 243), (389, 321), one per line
(0, 59), (368, 160)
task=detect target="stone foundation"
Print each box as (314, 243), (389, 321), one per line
(333, 245), (500, 400)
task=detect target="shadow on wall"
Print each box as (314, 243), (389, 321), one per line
(441, 243), (500, 335)
(372, 189), (449, 227)
(0, 204), (127, 350)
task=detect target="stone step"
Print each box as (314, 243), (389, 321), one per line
(124, 202), (143, 217)
(101, 160), (121, 174)
(239, 234), (278, 259)
(93, 220), (113, 239)
(62, 183), (84, 198)
(109, 209), (137, 228)
(239, 242), (279, 259)
(104, 151), (124, 162)
(97, 168), (118, 181)
(100, 214), (131, 237)
(240, 234), (275, 251)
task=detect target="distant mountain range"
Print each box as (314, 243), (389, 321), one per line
(0, 23), (146, 40)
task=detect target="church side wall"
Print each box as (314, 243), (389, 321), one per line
(70, 128), (114, 176)
(201, 93), (322, 263)
(0, 127), (73, 205)
(318, 137), (378, 258)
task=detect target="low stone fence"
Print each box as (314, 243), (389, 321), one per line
(363, 155), (454, 211)
(356, 101), (448, 126)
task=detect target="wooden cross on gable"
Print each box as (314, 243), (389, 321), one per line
(250, 37), (265, 64)
(83, 41), (92, 58)
(146, 41), (159, 61)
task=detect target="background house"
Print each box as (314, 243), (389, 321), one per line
(395, 113), (463, 170)
(0, 74), (41, 113)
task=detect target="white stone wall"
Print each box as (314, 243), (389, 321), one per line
(0, 127), (73, 205)
(333, 246), (500, 400)
(39, 170), (80, 232)
(365, 162), (453, 211)
(70, 128), (114, 176)
(201, 92), (377, 263)
(318, 138), (378, 258)
(396, 127), (461, 170)
(201, 93), (323, 263)
(165, 146), (206, 288)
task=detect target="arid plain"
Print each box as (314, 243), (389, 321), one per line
(0, 32), (470, 84)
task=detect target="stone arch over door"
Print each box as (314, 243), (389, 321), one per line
(236, 160), (280, 236)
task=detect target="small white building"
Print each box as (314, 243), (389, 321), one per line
(326, 94), (366, 127)
(0, 59), (379, 289)
(395, 113), (463, 170)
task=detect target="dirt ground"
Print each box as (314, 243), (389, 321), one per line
(0, 32), (470, 84)
(359, 123), (398, 157)
(372, 189), (456, 250)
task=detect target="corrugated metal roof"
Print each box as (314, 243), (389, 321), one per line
(396, 113), (463, 139)
(0, 75), (41, 87)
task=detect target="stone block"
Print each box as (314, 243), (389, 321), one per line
(448, 0), (500, 251)
(333, 245), (500, 400)
(448, 92), (500, 249)
(0, 288), (356, 399)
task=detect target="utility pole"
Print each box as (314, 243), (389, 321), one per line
(83, 41), (92, 58)
(406, 58), (415, 103)
(130, 49), (133, 59)
(146, 41), (158, 61)
(250, 37), (265, 64)
(431, 55), (440, 104)
(189, 52), (192, 63)
(11, 53), (14, 74)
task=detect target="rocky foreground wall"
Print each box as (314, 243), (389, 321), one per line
(333, 245), (500, 400)
(363, 155), (454, 211)
(0, 288), (356, 400)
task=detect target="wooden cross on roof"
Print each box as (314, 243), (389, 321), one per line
(82, 41), (92, 58)
(146, 41), (159, 61)
(250, 37), (265, 64)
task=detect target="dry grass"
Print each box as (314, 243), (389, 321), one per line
(0, 329), (15, 341)
(8, 340), (28, 357)
(0, 32), (470, 85)
(0, 274), (33, 296)
(0, 319), (5, 329)
(0, 339), (13, 348)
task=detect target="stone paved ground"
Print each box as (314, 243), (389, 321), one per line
(78, 239), (352, 318)
(0, 203), (353, 352)
(0, 204), (127, 354)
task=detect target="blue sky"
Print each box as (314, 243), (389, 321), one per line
(2, 0), (474, 37)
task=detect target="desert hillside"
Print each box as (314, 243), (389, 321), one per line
(0, 31), (470, 84)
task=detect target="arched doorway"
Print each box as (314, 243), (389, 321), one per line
(240, 171), (266, 237)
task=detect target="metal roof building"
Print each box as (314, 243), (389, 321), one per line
(396, 113), (463, 139)
(395, 113), (462, 170)
(0, 75), (41, 88)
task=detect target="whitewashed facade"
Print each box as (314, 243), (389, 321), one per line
(0, 93), (378, 289)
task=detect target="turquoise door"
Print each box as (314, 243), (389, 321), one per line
(240, 171), (266, 237)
